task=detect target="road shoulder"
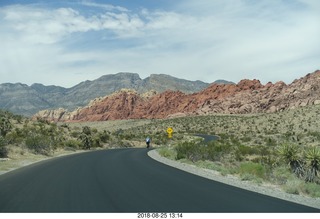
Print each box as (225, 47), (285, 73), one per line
(148, 149), (320, 210)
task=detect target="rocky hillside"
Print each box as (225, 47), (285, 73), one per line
(0, 73), (210, 116)
(33, 70), (320, 122)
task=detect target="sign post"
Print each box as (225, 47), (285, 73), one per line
(167, 127), (173, 138)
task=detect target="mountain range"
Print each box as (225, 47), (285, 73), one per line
(33, 70), (320, 122)
(1, 73), (224, 116)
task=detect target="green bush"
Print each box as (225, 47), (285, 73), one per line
(5, 129), (24, 145)
(98, 131), (110, 143)
(271, 165), (295, 185)
(64, 139), (81, 150)
(205, 140), (232, 161)
(195, 160), (231, 176)
(284, 179), (304, 195)
(78, 133), (92, 150)
(237, 145), (255, 156)
(238, 162), (267, 179)
(304, 183), (320, 198)
(25, 135), (52, 156)
(0, 115), (12, 137)
(158, 147), (176, 159)
(92, 136), (102, 148)
(175, 141), (204, 161)
(71, 131), (80, 138)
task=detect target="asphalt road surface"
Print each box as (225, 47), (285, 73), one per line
(0, 148), (319, 213)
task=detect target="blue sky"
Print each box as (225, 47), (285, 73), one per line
(0, 0), (319, 88)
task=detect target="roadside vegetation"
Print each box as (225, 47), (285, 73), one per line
(123, 104), (320, 198)
(0, 109), (147, 173)
(1, 103), (320, 198)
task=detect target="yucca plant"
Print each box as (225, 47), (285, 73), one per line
(305, 147), (320, 183)
(278, 144), (305, 178)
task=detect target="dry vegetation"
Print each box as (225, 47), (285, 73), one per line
(1, 104), (320, 198)
(122, 104), (320, 198)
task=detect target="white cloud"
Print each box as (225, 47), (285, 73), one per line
(80, 0), (129, 12)
(0, 0), (319, 87)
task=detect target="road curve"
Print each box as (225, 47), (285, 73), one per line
(0, 148), (318, 213)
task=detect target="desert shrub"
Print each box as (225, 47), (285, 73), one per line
(5, 129), (24, 145)
(98, 130), (110, 143)
(238, 162), (267, 180)
(303, 183), (320, 198)
(158, 147), (176, 159)
(64, 139), (81, 150)
(237, 145), (255, 156)
(25, 134), (52, 156)
(82, 126), (92, 136)
(154, 134), (169, 145)
(205, 140), (232, 162)
(0, 136), (8, 158)
(78, 133), (92, 150)
(271, 165), (295, 185)
(0, 115), (12, 137)
(92, 136), (102, 148)
(71, 131), (80, 138)
(284, 178), (304, 195)
(196, 160), (231, 176)
(175, 141), (204, 161)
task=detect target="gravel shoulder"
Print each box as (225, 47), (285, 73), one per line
(148, 149), (320, 210)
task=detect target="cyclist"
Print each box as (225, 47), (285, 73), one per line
(146, 136), (151, 148)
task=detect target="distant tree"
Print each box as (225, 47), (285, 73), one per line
(78, 126), (92, 150)
(0, 116), (12, 137)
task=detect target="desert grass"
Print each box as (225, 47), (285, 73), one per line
(63, 119), (152, 132)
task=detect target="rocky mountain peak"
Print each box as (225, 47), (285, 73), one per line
(0, 73), (209, 116)
(33, 70), (320, 122)
(237, 79), (263, 90)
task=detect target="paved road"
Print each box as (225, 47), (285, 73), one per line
(0, 148), (318, 213)
(194, 134), (219, 143)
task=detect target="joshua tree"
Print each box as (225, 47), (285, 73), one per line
(305, 147), (320, 183)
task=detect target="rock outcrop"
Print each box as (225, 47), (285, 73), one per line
(0, 73), (210, 116)
(33, 70), (320, 122)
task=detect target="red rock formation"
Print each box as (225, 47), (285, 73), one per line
(33, 70), (320, 122)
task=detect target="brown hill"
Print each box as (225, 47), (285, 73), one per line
(33, 70), (320, 122)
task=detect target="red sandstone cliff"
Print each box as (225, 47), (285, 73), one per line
(33, 70), (320, 122)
